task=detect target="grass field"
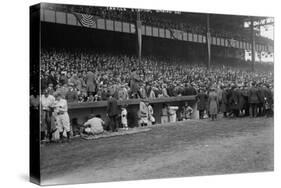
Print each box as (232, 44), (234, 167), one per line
(40, 117), (274, 185)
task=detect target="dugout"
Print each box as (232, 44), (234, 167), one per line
(68, 96), (197, 127)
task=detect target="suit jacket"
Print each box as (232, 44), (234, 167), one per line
(216, 88), (223, 102)
(230, 88), (240, 110)
(248, 86), (259, 104)
(221, 90), (228, 112)
(257, 87), (266, 103)
(264, 87), (273, 105)
(107, 97), (119, 116)
(196, 92), (208, 110)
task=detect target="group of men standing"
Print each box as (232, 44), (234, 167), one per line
(39, 75), (274, 143)
(196, 82), (273, 119)
(40, 89), (71, 142)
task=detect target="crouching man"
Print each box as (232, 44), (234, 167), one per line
(54, 93), (71, 142)
(83, 114), (104, 135)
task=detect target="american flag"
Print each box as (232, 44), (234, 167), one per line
(73, 12), (99, 27)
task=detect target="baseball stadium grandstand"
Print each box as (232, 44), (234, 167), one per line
(37, 3), (274, 125)
(31, 3), (274, 185)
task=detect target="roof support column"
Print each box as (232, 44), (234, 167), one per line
(251, 17), (255, 72)
(206, 14), (211, 70)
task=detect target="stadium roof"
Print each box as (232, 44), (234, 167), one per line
(42, 3), (274, 46)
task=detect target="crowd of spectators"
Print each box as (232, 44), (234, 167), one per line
(36, 48), (274, 143)
(40, 48), (273, 104)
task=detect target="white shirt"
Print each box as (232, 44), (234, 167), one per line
(40, 95), (55, 110)
(84, 117), (104, 134)
(168, 106), (179, 115)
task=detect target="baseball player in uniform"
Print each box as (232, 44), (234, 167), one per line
(54, 93), (71, 142)
(121, 105), (128, 130)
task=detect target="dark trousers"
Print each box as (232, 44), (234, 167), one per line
(199, 110), (204, 119)
(244, 103), (250, 116)
(42, 110), (52, 140)
(249, 103), (258, 117)
(257, 103), (265, 116)
(233, 109), (239, 117)
(265, 107), (273, 117)
(223, 112), (227, 117)
(109, 115), (118, 131)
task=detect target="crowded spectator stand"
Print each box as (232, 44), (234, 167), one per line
(37, 4), (274, 143)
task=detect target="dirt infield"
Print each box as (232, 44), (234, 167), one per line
(40, 117), (274, 185)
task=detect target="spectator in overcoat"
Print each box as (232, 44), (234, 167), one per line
(106, 94), (119, 132)
(230, 85), (240, 117)
(197, 89), (208, 119)
(221, 86), (228, 117)
(208, 87), (218, 120)
(248, 82), (259, 117)
(129, 69), (141, 98)
(257, 83), (266, 116)
(86, 71), (97, 96)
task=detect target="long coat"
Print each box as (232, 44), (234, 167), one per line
(230, 88), (240, 110)
(106, 97), (119, 117)
(257, 86), (266, 104)
(248, 86), (259, 104)
(216, 88), (223, 102)
(208, 91), (218, 115)
(220, 89), (228, 112)
(264, 87), (273, 105)
(238, 89), (245, 110)
(197, 92), (208, 111)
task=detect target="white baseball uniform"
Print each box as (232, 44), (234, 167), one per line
(54, 98), (70, 132)
(121, 108), (128, 128)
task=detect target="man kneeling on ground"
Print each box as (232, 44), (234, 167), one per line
(83, 114), (104, 135)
